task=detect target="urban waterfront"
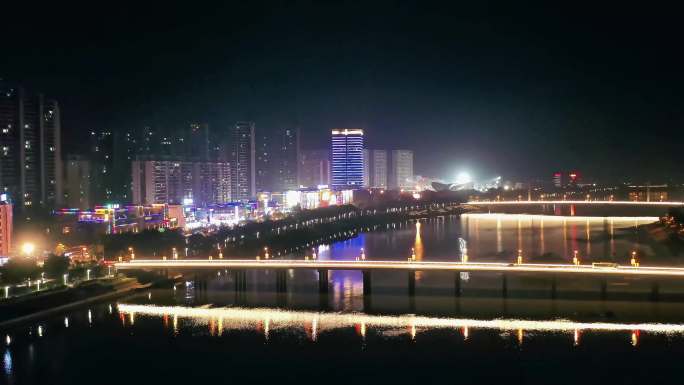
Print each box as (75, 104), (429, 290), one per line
(5, 214), (684, 384)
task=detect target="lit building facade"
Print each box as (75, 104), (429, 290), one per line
(331, 129), (364, 189)
(0, 202), (12, 256)
(131, 160), (231, 205)
(363, 149), (388, 188)
(232, 121), (256, 200)
(255, 133), (273, 192)
(64, 155), (92, 209)
(391, 150), (414, 189)
(298, 150), (330, 188)
(277, 128), (299, 191)
(0, 82), (62, 208)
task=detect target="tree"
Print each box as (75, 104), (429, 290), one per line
(0, 258), (41, 284)
(43, 254), (70, 279)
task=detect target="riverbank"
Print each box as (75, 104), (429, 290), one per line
(0, 277), (149, 328)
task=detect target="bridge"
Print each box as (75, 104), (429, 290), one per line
(115, 259), (684, 301)
(467, 200), (684, 206)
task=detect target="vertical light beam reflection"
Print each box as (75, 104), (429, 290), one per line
(414, 221), (424, 280)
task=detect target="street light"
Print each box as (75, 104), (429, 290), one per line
(63, 273), (68, 286)
(86, 269), (91, 280)
(21, 242), (35, 256)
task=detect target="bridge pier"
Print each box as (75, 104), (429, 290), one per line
(233, 270), (246, 292)
(408, 271), (416, 297)
(550, 275), (557, 299)
(275, 270), (287, 293)
(454, 272), (461, 297)
(600, 278), (607, 300)
(363, 270), (372, 296)
(502, 273), (508, 298)
(318, 269), (329, 294)
(651, 281), (660, 302)
(363, 270), (372, 312)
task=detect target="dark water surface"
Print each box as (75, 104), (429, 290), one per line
(4, 215), (684, 385)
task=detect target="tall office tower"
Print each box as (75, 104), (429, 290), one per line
(64, 155), (92, 209)
(367, 149), (388, 188)
(298, 150), (330, 188)
(231, 121), (256, 200)
(255, 134), (273, 192)
(391, 150), (414, 189)
(188, 122), (210, 161)
(362, 149), (370, 187)
(331, 129), (364, 189)
(0, 201), (12, 256)
(89, 131), (115, 203)
(0, 82), (62, 208)
(131, 160), (230, 205)
(277, 127), (299, 191)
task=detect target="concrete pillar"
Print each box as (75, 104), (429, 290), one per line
(651, 281), (660, 302)
(318, 269), (329, 294)
(276, 270), (287, 293)
(363, 270), (372, 296)
(502, 274), (508, 298)
(408, 270), (416, 297)
(454, 272), (461, 297)
(600, 278), (607, 300)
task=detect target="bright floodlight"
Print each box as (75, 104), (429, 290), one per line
(21, 242), (36, 256)
(455, 171), (472, 185)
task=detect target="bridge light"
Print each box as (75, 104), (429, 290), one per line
(573, 250), (579, 266)
(517, 250), (523, 265)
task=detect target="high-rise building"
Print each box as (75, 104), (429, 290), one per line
(255, 134), (273, 192)
(131, 159), (231, 205)
(298, 150), (330, 188)
(364, 149), (388, 188)
(89, 131), (115, 203)
(331, 129), (364, 189)
(188, 122), (210, 161)
(362, 149), (370, 187)
(231, 121), (256, 200)
(0, 82), (62, 208)
(391, 150), (414, 189)
(277, 128), (299, 191)
(64, 155), (91, 209)
(0, 201), (12, 256)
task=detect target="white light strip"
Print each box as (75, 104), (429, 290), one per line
(116, 304), (684, 334)
(116, 259), (684, 277)
(461, 213), (660, 222)
(467, 200), (684, 206)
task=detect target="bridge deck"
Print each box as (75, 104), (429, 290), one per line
(467, 200), (684, 206)
(115, 259), (684, 278)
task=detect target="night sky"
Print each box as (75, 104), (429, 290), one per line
(3, 2), (683, 182)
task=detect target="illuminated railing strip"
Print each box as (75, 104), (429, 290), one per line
(116, 304), (684, 334)
(467, 200), (684, 206)
(115, 259), (684, 277)
(461, 213), (660, 221)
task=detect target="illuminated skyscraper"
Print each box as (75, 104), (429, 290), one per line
(391, 150), (414, 189)
(363, 149), (387, 188)
(298, 150), (330, 188)
(231, 121), (256, 200)
(331, 129), (364, 189)
(277, 127), (299, 191)
(0, 82), (62, 208)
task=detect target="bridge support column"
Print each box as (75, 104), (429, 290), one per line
(408, 271), (416, 297)
(363, 270), (372, 296)
(234, 270), (246, 292)
(651, 282), (660, 302)
(318, 270), (329, 294)
(600, 279), (607, 300)
(454, 272), (461, 297)
(502, 274), (508, 298)
(550, 275), (557, 300)
(275, 270), (287, 293)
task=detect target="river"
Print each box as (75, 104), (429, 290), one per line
(3, 214), (684, 384)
